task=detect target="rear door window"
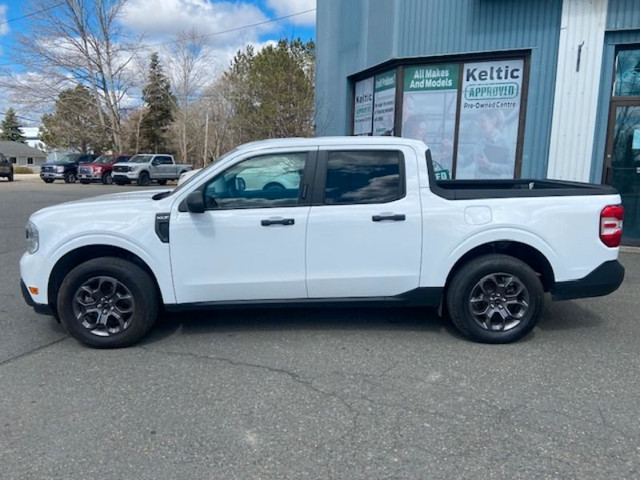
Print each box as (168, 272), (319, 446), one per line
(323, 150), (404, 205)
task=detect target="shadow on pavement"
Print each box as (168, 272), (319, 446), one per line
(140, 306), (460, 346)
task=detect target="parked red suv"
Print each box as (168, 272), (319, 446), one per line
(77, 154), (132, 185)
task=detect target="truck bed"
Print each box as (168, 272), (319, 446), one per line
(427, 155), (618, 200)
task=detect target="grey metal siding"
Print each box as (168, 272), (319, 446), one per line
(607, 0), (640, 31)
(315, 0), (563, 179)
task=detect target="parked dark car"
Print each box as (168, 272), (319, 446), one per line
(40, 154), (99, 184)
(0, 153), (13, 182)
(77, 154), (132, 185)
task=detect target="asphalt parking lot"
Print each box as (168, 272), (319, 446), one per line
(1, 175), (639, 479)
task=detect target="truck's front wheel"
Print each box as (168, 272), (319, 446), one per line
(137, 171), (150, 186)
(57, 257), (159, 348)
(446, 254), (544, 344)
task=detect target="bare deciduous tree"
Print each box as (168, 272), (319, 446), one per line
(0, 0), (142, 151)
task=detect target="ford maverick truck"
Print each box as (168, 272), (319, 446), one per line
(112, 154), (192, 186)
(21, 137), (625, 348)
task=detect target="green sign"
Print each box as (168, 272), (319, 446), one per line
(404, 65), (458, 92)
(375, 71), (396, 92)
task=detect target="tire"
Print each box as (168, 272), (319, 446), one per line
(263, 182), (285, 191)
(57, 257), (159, 348)
(137, 171), (151, 186)
(102, 172), (113, 185)
(446, 254), (544, 344)
(64, 171), (76, 183)
(43, 178), (54, 184)
(157, 179), (167, 185)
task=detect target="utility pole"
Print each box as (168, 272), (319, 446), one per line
(203, 111), (209, 168)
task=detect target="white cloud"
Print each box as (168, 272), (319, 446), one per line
(119, 0), (274, 47)
(266, 0), (316, 26)
(0, 4), (10, 35)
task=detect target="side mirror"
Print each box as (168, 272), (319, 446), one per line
(235, 177), (246, 192)
(185, 191), (205, 213)
(151, 159), (159, 166)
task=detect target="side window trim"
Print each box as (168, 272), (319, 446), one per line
(311, 149), (406, 206)
(203, 149), (318, 211)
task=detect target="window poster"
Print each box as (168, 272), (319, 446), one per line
(402, 64), (458, 177)
(373, 71), (396, 136)
(456, 59), (524, 179)
(353, 77), (374, 136)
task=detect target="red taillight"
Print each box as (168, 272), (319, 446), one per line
(600, 205), (624, 248)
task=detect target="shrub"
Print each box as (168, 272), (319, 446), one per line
(13, 166), (34, 174)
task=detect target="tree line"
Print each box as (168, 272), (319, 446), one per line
(0, 1), (316, 167)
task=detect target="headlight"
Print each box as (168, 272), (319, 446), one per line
(26, 221), (39, 254)
(56, 166), (64, 173)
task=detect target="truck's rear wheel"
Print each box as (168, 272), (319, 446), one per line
(57, 257), (159, 348)
(446, 254), (544, 344)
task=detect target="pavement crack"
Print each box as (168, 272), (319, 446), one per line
(142, 347), (357, 414)
(0, 336), (68, 367)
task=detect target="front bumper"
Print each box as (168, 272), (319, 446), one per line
(551, 260), (625, 301)
(40, 172), (65, 180)
(78, 172), (102, 181)
(113, 172), (138, 183)
(20, 280), (54, 316)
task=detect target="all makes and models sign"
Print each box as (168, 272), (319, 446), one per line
(404, 64), (458, 92)
(353, 77), (374, 135)
(373, 71), (396, 136)
(457, 59), (524, 179)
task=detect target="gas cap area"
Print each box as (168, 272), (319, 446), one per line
(464, 206), (492, 225)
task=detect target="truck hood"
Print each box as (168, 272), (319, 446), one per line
(30, 189), (170, 223)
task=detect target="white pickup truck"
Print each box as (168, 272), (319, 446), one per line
(112, 154), (192, 186)
(20, 137), (625, 348)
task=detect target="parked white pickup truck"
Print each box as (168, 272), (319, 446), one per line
(112, 154), (192, 186)
(21, 137), (625, 347)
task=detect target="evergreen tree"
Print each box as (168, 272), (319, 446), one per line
(0, 108), (26, 143)
(39, 85), (110, 153)
(223, 39), (315, 142)
(140, 52), (175, 153)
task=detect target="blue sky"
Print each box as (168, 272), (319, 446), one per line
(0, 0), (316, 123)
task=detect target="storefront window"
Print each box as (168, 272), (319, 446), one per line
(352, 55), (527, 179)
(456, 59), (524, 179)
(402, 65), (458, 177)
(353, 77), (374, 135)
(614, 49), (640, 97)
(372, 71), (397, 136)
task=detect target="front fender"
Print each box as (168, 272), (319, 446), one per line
(45, 233), (175, 305)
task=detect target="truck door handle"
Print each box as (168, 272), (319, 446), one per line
(261, 217), (295, 226)
(372, 214), (405, 222)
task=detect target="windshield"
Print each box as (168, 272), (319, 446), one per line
(161, 147), (240, 199)
(129, 154), (154, 163)
(94, 155), (115, 164)
(56, 155), (78, 164)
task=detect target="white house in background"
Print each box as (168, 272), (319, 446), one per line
(0, 141), (47, 171)
(20, 127), (46, 151)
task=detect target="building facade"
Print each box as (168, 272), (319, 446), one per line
(315, 0), (640, 244)
(0, 141), (47, 171)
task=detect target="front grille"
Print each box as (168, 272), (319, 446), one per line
(113, 165), (129, 173)
(42, 166), (54, 172)
(78, 166), (92, 174)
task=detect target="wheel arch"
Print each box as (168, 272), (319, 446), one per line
(445, 241), (556, 293)
(48, 245), (165, 312)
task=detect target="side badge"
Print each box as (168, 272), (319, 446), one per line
(155, 213), (170, 243)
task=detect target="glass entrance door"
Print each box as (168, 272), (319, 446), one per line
(604, 105), (640, 245)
